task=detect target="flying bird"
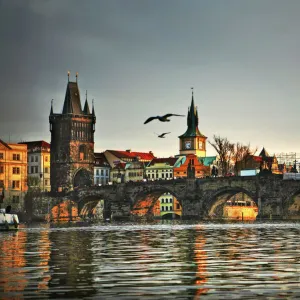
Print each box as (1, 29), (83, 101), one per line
(144, 113), (185, 124)
(155, 132), (171, 138)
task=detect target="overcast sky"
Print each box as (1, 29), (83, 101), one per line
(1, 0), (300, 157)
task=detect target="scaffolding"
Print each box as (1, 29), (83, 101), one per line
(275, 152), (300, 168)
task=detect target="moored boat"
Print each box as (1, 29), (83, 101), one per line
(0, 207), (19, 231)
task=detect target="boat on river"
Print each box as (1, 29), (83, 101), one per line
(0, 207), (19, 231)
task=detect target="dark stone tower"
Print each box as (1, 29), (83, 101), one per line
(178, 90), (207, 157)
(49, 72), (96, 192)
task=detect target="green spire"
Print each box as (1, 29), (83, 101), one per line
(179, 90), (205, 138)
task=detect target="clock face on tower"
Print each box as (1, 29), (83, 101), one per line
(185, 141), (191, 149)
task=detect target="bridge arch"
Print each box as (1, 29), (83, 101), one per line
(203, 186), (257, 218)
(131, 185), (183, 217)
(282, 188), (300, 217)
(77, 191), (113, 220)
(73, 168), (92, 188)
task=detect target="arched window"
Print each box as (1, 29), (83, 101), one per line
(79, 144), (88, 161)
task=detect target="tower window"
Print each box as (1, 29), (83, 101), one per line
(79, 144), (88, 161)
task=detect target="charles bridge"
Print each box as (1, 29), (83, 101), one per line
(46, 175), (300, 220)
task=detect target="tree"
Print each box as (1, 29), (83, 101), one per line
(232, 143), (257, 175)
(209, 135), (235, 176)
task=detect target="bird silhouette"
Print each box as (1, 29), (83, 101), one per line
(155, 132), (171, 138)
(144, 113), (185, 124)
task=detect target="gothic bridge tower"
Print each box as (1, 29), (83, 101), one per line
(179, 90), (207, 157)
(49, 72), (96, 192)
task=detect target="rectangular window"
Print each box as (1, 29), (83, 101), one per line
(45, 167), (49, 173)
(31, 156), (34, 162)
(12, 195), (19, 203)
(161, 206), (164, 211)
(31, 166), (34, 174)
(45, 156), (49, 162)
(176, 203), (180, 209)
(35, 156), (38, 162)
(12, 167), (20, 174)
(0, 180), (4, 187)
(35, 166), (38, 173)
(96, 169), (99, 176)
(0, 153), (3, 159)
(166, 173), (168, 178)
(101, 170), (104, 176)
(105, 170), (108, 176)
(12, 181), (20, 189)
(162, 173), (164, 178)
(166, 206), (168, 211)
(0, 166), (3, 173)
(170, 173), (173, 178)
(27, 166), (29, 174)
(45, 179), (49, 186)
(13, 154), (20, 161)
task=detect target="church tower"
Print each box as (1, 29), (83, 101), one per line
(178, 90), (207, 157)
(49, 72), (96, 192)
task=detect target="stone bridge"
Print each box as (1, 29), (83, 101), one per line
(54, 176), (300, 220)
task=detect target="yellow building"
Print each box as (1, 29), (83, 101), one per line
(159, 192), (182, 218)
(0, 139), (28, 211)
(19, 141), (51, 192)
(223, 193), (258, 221)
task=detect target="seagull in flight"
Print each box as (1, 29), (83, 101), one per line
(144, 113), (185, 124)
(155, 132), (171, 138)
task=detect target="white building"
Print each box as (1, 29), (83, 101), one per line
(94, 153), (110, 185)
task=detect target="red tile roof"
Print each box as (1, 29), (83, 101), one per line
(147, 157), (178, 167)
(18, 140), (50, 152)
(19, 140), (50, 149)
(107, 150), (155, 161)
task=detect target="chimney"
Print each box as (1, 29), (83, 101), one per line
(126, 149), (131, 153)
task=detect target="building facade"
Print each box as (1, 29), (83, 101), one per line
(179, 91), (207, 157)
(0, 140), (28, 211)
(49, 73), (96, 192)
(145, 157), (178, 181)
(173, 154), (210, 178)
(104, 150), (155, 183)
(94, 153), (110, 185)
(19, 141), (51, 192)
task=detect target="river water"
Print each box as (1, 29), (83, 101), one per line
(0, 221), (299, 299)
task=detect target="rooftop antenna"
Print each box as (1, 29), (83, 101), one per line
(76, 72), (78, 82)
(67, 70), (70, 82)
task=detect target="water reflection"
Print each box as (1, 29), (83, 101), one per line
(0, 222), (299, 299)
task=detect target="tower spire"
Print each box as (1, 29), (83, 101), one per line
(92, 99), (95, 116)
(67, 71), (70, 82)
(76, 72), (78, 82)
(83, 90), (90, 114)
(50, 99), (54, 115)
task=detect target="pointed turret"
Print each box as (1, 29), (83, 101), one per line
(259, 147), (270, 158)
(50, 99), (53, 115)
(62, 72), (83, 115)
(92, 99), (95, 117)
(83, 90), (91, 114)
